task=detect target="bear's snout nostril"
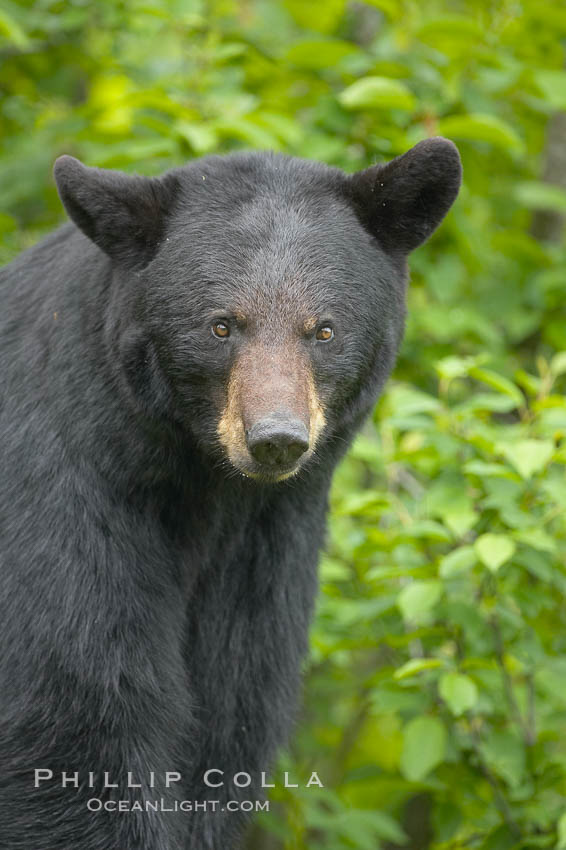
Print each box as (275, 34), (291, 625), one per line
(247, 419), (309, 468)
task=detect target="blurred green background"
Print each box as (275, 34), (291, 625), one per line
(2, 0), (566, 848)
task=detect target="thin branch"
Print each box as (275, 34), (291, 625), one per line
(525, 672), (536, 748)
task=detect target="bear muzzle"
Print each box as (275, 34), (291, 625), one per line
(217, 345), (325, 482)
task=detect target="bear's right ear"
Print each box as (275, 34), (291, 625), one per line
(53, 156), (179, 267)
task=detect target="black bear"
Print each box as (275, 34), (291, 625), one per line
(0, 139), (461, 849)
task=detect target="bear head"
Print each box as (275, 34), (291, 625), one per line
(54, 141), (461, 483)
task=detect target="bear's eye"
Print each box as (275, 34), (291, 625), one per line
(316, 325), (334, 342)
(212, 321), (230, 339)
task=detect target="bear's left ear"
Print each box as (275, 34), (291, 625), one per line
(53, 155), (179, 267)
(348, 137), (462, 255)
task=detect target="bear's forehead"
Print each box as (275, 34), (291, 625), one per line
(165, 197), (369, 318)
(168, 182), (372, 280)
(174, 151), (351, 231)
(156, 155), (392, 320)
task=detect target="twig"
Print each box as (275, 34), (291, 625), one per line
(525, 672), (536, 748)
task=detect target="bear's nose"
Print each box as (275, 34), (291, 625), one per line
(247, 418), (309, 468)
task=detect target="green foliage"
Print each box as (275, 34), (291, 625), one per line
(1, 0), (566, 848)
(302, 354), (566, 850)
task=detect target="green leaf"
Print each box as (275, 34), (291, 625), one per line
(341, 810), (407, 845)
(416, 15), (484, 46)
(557, 811), (566, 850)
(439, 672), (478, 715)
(444, 508), (477, 537)
(400, 716), (447, 781)
(435, 355), (480, 380)
(285, 39), (358, 69)
(437, 114), (524, 152)
(394, 657), (445, 680)
(284, 0), (346, 33)
(334, 489), (389, 517)
(483, 825), (519, 850)
(464, 461), (520, 480)
(398, 580), (442, 623)
(213, 117), (280, 149)
(515, 181), (566, 214)
(500, 440), (555, 479)
(0, 9), (29, 48)
(475, 533), (516, 573)
(338, 76), (416, 111)
(0, 213), (16, 235)
(514, 527), (556, 554)
(550, 351), (566, 376)
(516, 369), (544, 398)
(534, 70), (566, 109)
(176, 121), (218, 154)
(402, 520), (452, 542)
(425, 475), (477, 537)
(456, 393), (518, 414)
(319, 556), (351, 581)
(385, 384), (442, 416)
(360, 0), (398, 17)
(468, 367), (524, 408)
(439, 545), (477, 578)
(480, 729), (526, 789)
(252, 112), (303, 147)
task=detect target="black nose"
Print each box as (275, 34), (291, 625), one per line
(247, 418), (309, 467)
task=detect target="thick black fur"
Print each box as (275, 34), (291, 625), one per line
(0, 139), (461, 849)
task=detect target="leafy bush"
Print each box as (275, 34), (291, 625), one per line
(285, 354), (566, 849)
(1, 0), (566, 847)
